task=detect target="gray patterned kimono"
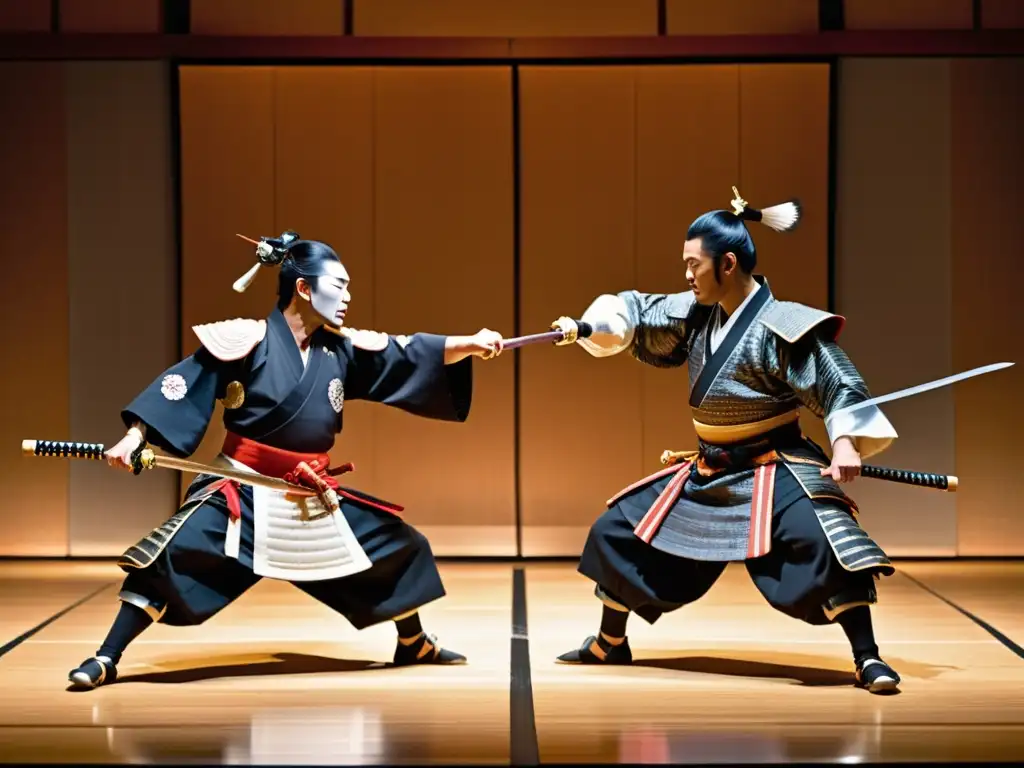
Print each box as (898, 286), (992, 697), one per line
(577, 275), (897, 575)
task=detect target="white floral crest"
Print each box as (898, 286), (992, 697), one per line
(328, 378), (344, 413)
(161, 374), (188, 401)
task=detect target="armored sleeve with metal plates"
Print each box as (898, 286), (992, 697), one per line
(618, 290), (706, 369)
(771, 336), (871, 419)
(763, 306), (897, 458)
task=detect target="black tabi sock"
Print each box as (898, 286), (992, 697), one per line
(837, 605), (880, 664)
(97, 603), (153, 665)
(599, 603), (629, 641)
(395, 612), (424, 640)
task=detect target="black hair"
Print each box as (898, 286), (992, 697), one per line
(257, 231), (342, 309)
(687, 210), (758, 280)
(686, 196), (801, 282)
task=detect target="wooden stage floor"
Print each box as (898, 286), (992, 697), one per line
(0, 559), (1022, 764)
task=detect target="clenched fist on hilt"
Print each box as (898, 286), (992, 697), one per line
(104, 425), (146, 473)
(550, 316), (579, 346)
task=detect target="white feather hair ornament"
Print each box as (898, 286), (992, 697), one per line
(730, 186), (801, 233)
(232, 232), (298, 293)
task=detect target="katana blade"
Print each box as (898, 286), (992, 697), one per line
(21, 439), (316, 496)
(147, 453), (316, 496)
(829, 362), (1014, 419)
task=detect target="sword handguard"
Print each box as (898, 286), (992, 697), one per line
(130, 443), (155, 476)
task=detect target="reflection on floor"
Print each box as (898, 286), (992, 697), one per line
(0, 560), (1022, 764)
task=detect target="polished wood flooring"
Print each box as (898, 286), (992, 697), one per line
(0, 560), (1022, 764)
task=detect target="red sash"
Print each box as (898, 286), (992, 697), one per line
(203, 432), (404, 521)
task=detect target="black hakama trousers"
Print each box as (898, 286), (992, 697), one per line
(578, 467), (882, 626)
(120, 476), (445, 630)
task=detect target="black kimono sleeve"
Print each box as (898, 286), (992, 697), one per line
(121, 346), (231, 457)
(342, 332), (472, 422)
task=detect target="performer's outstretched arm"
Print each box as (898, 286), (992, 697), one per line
(337, 327), (502, 423)
(551, 290), (699, 368)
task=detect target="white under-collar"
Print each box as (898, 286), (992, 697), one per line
(710, 281), (762, 355)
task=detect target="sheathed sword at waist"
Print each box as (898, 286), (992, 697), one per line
(21, 439), (317, 497)
(660, 450), (958, 492)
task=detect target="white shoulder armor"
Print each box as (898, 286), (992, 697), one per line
(328, 326), (392, 352)
(192, 318), (267, 361)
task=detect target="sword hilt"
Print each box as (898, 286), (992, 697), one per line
(862, 464), (958, 492)
(22, 438), (156, 477)
(22, 439), (106, 460)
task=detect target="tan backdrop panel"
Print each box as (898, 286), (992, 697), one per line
(635, 65), (740, 472)
(834, 58), (957, 556)
(0, 0), (50, 31)
(353, 0), (658, 36)
(0, 63), (69, 555)
(739, 64), (830, 451)
(60, 0), (162, 32)
(982, 0), (1024, 28)
(66, 61), (179, 555)
(666, 0), (819, 35)
(191, 0), (344, 35)
(518, 66), (642, 555)
(844, 0), (973, 30)
(273, 67), (379, 509)
(951, 58), (1024, 555)
(371, 67), (516, 554)
(178, 66), (276, 496)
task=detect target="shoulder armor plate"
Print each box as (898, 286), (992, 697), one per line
(758, 301), (845, 343)
(334, 327), (391, 352)
(662, 290), (698, 320)
(192, 318), (267, 361)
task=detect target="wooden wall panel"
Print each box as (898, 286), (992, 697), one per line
(834, 58), (957, 556)
(518, 67), (642, 555)
(178, 66), (276, 494)
(354, 0), (658, 37)
(65, 61), (179, 555)
(666, 0), (819, 35)
(982, 0), (1024, 28)
(0, 0), (50, 31)
(191, 0), (343, 35)
(635, 65), (739, 475)
(739, 65), (829, 311)
(60, 0), (162, 32)
(0, 63), (69, 555)
(273, 67), (378, 515)
(371, 67), (516, 554)
(739, 64), (831, 452)
(844, 0), (973, 30)
(951, 58), (1024, 555)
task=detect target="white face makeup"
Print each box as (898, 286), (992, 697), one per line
(307, 260), (351, 327)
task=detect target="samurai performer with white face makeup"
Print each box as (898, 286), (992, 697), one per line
(549, 190), (903, 694)
(68, 231), (504, 689)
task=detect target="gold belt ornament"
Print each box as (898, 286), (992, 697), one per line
(691, 410), (800, 445)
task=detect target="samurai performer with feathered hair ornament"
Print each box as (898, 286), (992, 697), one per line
(68, 230), (504, 689)
(549, 188), (902, 693)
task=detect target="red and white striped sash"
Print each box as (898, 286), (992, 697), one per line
(609, 460), (779, 554)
